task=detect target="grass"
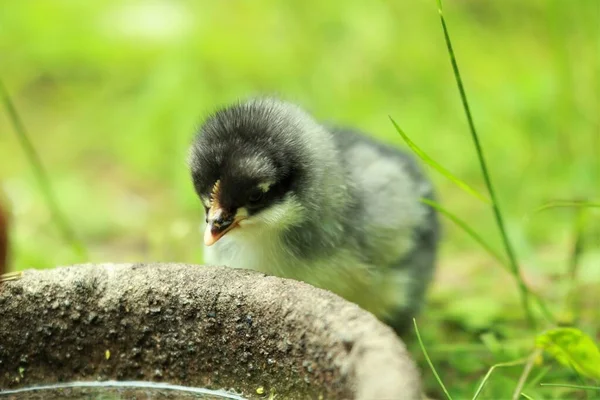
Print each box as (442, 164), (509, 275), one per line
(404, 2), (598, 398)
(1, 0), (599, 398)
(433, 0), (535, 327)
(0, 79), (87, 259)
(414, 318), (453, 400)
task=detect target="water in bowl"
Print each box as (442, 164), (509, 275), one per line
(0, 381), (247, 399)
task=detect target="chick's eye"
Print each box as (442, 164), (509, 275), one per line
(248, 191), (264, 204)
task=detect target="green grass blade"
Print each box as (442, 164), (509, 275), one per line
(420, 198), (506, 266)
(520, 393), (535, 400)
(413, 318), (453, 400)
(531, 294), (556, 326)
(421, 198), (556, 323)
(472, 358), (527, 400)
(390, 117), (489, 204)
(0, 79), (88, 260)
(533, 200), (600, 214)
(525, 366), (552, 390)
(434, 0), (535, 326)
(512, 349), (543, 400)
(540, 383), (600, 390)
(0, 271), (23, 282)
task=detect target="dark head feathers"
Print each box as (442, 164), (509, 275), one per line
(188, 98), (310, 212)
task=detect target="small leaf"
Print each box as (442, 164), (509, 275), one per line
(105, 349), (111, 360)
(390, 117), (490, 204)
(535, 327), (600, 380)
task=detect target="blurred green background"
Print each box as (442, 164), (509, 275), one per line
(1, 0), (599, 398)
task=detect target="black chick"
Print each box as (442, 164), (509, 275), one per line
(188, 97), (439, 334)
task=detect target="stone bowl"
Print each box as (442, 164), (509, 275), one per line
(0, 263), (421, 399)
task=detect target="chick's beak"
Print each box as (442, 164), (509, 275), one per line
(204, 207), (244, 246)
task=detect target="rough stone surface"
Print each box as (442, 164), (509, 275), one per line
(0, 263), (421, 399)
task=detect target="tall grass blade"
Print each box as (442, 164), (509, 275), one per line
(413, 318), (453, 400)
(533, 200), (600, 214)
(434, 0), (534, 325)
(525, 366), (552, 390)
(0, 80), (88, 260)
(472, 358), (527, 400)
(0, 198), (7, 276)
(532, 295), (556, 326)
(512, 349), (543, 400)
(420, 198), (505, 265)
(0, 271), (22, 282)
(563, 208), (587, 321)
(540, 383), (600, 390)
(421, 198), (555, 322)
(390, 117), (489, 203)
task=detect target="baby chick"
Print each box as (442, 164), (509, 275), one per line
(188, 98), (439, 334)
